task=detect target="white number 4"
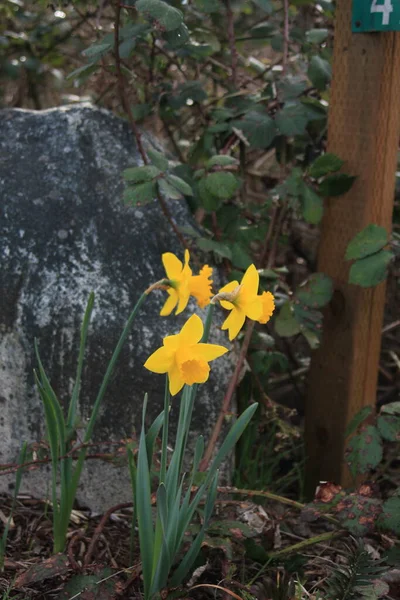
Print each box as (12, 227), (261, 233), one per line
(370, 0), (393, 25)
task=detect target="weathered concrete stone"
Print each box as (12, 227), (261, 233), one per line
(0, 104), (232, 513)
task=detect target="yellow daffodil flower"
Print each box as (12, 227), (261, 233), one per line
(160, 250), (192, 316)
(219, 264), (263, 341)
(218, 264), (275, 340)
(144, 314), (228, 395)
(258, 291), (275, 324)
(189, 265), (213, 309)
(160, 251), (214, 316)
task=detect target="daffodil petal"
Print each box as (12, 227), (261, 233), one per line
(168, 362), (185, 396)
(218, 280), (239, 295)
(144, 346), (173, 374)
(160, 289), (178, 316)
(184, 249), (190, 266)
(163, 334), (180, 351)
(221, 307), (246, 341)
(220, 300), (234, 311)
(194, 343), (228, 361)
(179, 314), (204, 344)
(245, 297), (263, 321)
(258, 291), (275, 324)
(241, 264), (259, 296)
(162, 252), (183, 280)
(176, 287), (190, 315)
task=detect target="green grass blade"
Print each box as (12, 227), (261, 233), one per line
(136, 395), (155, 600)
(178, 435), (204, 539)
(160, 376), (170, 483)
(70, 291), (148, 513)
(151, 485), (172, 596)
(35, 341), (70, 548)
(127, 445), (137, 564)
(34, 371), (61, 543)
(67, 292), (94, 434)
(170, 472), (219, 586)
(165, 386), (190, 510)
(174, 404), (257, 553)
(205, 403), (258, 487)
(146, 410), (164, 469)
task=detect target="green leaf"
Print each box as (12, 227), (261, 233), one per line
(136, 0), (183, 31)
(300, 184), (323, 224)
(318, 173), (356, 196)
(119, 37), (137, 59)
(232, 111), (277, 149)
(293, 303), (323, 335)
(296, 273), (333, 308)
(166, 174), (193, 196)
(251, 351), (288, 375)
(123, 182), (157, 206)
(123, 165), (161, 183)
(381, 401), (400, 415)
(82, 42), (112, 60)
(197, 178), (222, 212)
(249, 23), (276, 39)
(194, 0), (223, 13)
(306, 28), (329, 44)
(275, 102), (313, 136)
(56, 569), (113, 600)
(158, 177), (183, 200)
(377, 414), (400, 442)
(67, 63), (98, 81)
(349, 250), (393, 287)
(345, 224), (388, 260)
(197, 238), (232, 259)
(336, 494), (382, 535)
(309, 153), (345, 178)
(379, 497), (400, 534)
(230, 243), (252, 269)
(163, 23), (190, 49)
(131, 103), (152, 121)
(168, 81), (208, 108)
(147, 147), (169, 171)
(205, 172), (240, 200)
(346, 425), (383, 476)
(308, 55), (332, 90)
(206, 155), (238, 168)
(345, 406), (373, 437)
(277, 75), (308, 100)
(275, 302), (301, 337)
(136, 398), (155, 599)
(252, 0), (273, 12)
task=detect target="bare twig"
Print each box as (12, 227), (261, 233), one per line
(199, 321), (255, 471)
(114, 1), (189, 251)
(84, 502), (132, 566)
(224, 0), (238, 87)
(282, 0), (290, 75)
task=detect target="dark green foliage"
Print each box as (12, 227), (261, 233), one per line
(348, 250), (394, 287)
(322, 540), (388, 600)
(346, 425), (383, 476)
(318, 173), (356, 196)
(345, 224), (388, 260)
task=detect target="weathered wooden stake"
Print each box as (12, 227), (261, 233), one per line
(305, 0), (400, 494)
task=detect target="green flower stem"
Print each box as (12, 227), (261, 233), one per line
(160, 376), (170, 484)
(201, 303), (215, 343)
(69, 290), (149, 517)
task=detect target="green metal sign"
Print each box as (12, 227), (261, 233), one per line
(352, 0), (400, 32)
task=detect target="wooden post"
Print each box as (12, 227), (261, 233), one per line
(305, 0), (400, 495)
